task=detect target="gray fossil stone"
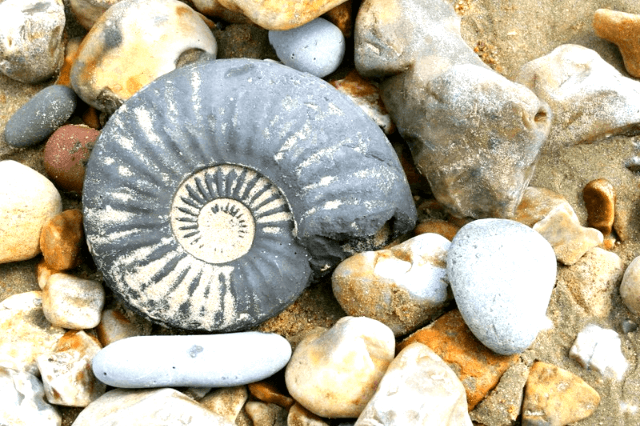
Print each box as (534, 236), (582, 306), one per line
(83, 58), (416, 332)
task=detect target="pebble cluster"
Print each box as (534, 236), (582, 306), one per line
(1, 0), (640, 425)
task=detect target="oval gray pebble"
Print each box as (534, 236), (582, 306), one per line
(4, 85), (77, 148)
(92, 332), (292, 388)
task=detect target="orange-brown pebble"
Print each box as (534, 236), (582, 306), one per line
(323, 0), (353, 38)
(37, 260), (57, 289)
(288, 402), (329, 426)
(602, 236), (617, 250)
(583, 178), (615, 235)
(594, 9), (640, 78)
(397, 309), (518, 410)
(81, 106), (102, 130)
(248, 381), (294, 409)
(414, 219), (460, 241)
(40, 209), (85, 271)
(55, 37), (83, 87)
(55, 330), (101, 352)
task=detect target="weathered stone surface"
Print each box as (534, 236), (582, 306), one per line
(288, 403), (329, 426)
(356, 0), (551, 219)
(621, 255), (640, 316)
(37, 331), (105, 407)
(447, 219), (557, 355)
(92, 333), (291, 388)
(0, 292), (65, 376)
(0, 0), (65, 83)
(55, 37), (82, 87)
(285, 316), (395, 418)
(517, 44), (640, 150)
(323, 0), (353, 38)
(199, 386), (248, 423)
(414, 219), (459, 241)
(70, 0), (217, 113)
(594, 9), (640, 78)
(245, 401), (287, 426)
(514, 186), (573, 227)
(0, 366), (61, 426)
(583, 178), (616, 235)
(333, 233), (451, 336)
(248, 381), (294, 408)
(42, 273), (105, 330)
(569, 324), (628, 381)
(522, 361), (600, 426)
(40, 209), (84, 271)
(69, 0), (121, 29)
(398, 309), (518, 410)
(355, 343), (472, 426)
(82, 59), (416, 332)
(96, 308), (152, 347)
(37, 261), (56, 290)
(71, 388), (234, 426)
(558, 248), (624, 318)
(213, 23), (277, 60)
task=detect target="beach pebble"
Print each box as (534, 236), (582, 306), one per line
(96, 308), (152, 347)
(569, 324), (628, 380)
(447, 219), (557, 355)
(285, 316), (395, 418)
(248, 381), (294, 408)
(92, 333), (291, 388)
(288, 403), (329, 426)
(37, 261), (57, 290)
(71, 0), (217, 113)
(0, 292), (65, 376)
(558, 248), (624, 318)
(36, 331), (105, 407)
(0, 0), (65, 83)
(69, 0), (121, 29)
(55, 37), (82, 87)
(269, 18), (345, 77)
(355, 342), (472, 426)
(620, 256), (640, 316)
(199, 386), (248, 423)
(72, 388), (234, 426)
(245, 402), (288, 425)
(414, 219), (459, 240)
(4, 86), (77, 148)
(517, 44), (640, 150)
(594, 9), (640, 78)
(40, 209), (85, 271)
(583, 178), (616, 235)
(522, 361), (600, 426)
(44, 125), (99, 194)
(332, 233), (451, 336)
(42, 273), (105, 330)
(324, 0), (354, 38)
(0, 366), (61, 426)
(191, 0), (251, 25)
(514, 186), (572, 227)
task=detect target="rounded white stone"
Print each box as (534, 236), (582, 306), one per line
(42, 274), (106, 330)
(621, 256), (640, 316)
(0, 366), (61, 426)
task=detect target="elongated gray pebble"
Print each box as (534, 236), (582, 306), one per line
(92, 333), (291, 388)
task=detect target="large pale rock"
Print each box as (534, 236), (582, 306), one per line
(356, 0), (551, 219)
(621, 256), (640, 316)
(569, 324), (628, 381)
(285, 316), (395, 418)
(42, 273), (105, 330)
(0, 292), (65, 376)
(70, 0), (217, 113)
(0, 366), (61, 426)
(517, 44), (640, 150)
(355, 343), (472, 426)
(0, 160), (62, 264)
(594, 9), (640, 78)
(0, 0), (65, 83)
(332, 233), (452, 336)
(71, 388), (234, 426)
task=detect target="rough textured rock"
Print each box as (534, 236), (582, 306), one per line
(594, 9), (640, 78)
(285, 316), (395, 418)
(191, 0), (252, 24)
(0, 0), (65, 83)
(82, 58), (416, 332)
(355, 0), (551, 219)
(517, 44), (640, 151)
(199, 386), (248, 423)
(333, 233), (451, 336)
(570, 324), (629, 381)
(621, 255), (640, 316)
(42, 273), (105, 330)
(514, 186), (573, 227)
(288, 403), (329, 426)
(323, 0), (353, 38)
(245, 401), (288, 426)
(355, 343), (473, 426)
(248, 381), (294, 408)
(522, 361), (600, 426)
(414, 219), (459, 241)
(69, 0), (121, 29)
(70, 0), (217, 113)
(95, 308), (152, 347)
(0, 366), (61, 426)
(0, 161), (62, 263)
(40, 209), (84, 271)
(55, 37), (83, 88)
(583, 178), (616, 235)
(447, 219), (557, 355)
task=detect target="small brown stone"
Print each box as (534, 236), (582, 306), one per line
(522, 361), (600, 426)
(55, 37), (82, 88)
(398, 309), (518, 410)
(594, 9), (640, 78)
(248, 381), (294, 409)
(414, 219), (460, 240)
(288, 402), (329, 426)
(323, 0), (353, 38)
(583, 178), (615, 235)
(40, 209), (85, 271)
(81, 106), (102, 130)
(514, 187), (570, 227)
(96, 308), (152, 347)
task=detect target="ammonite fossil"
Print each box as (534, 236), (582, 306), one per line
(83, 59), (416, 331)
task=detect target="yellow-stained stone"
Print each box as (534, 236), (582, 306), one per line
(594, 9), (640, 78)
(583, 178), (616, 236)
(40, 209), (85, 271)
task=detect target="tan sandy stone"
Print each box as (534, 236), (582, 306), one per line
(245, 401), (287, 425)
(96, 308), (152, 347)
(248, 381), (294, 409)
(414, 219), (459, 240)
(42, 273), (105, 330)
(594, 9), (640, 78)
(288, 403), (329, 426)
(323, 0), (353, 38)
(514, 186), (572, 227)
(69, 0), (121, 29)
(583, 178), (616, 235)
(620, 256), (640, 316)
(37, 261), (57, 290)
(199, 386), (248, 423)
(40, 209), (84, 271)
(55, 37), (83, 88)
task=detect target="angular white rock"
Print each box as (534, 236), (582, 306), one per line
(92, 333), (291, 388)
(42, 273), (105, 330)
(621, 256), (640, 316)
(0, 366), (61, 426)
(0, 291), (65, 376)
(447, 219), (557, 355)
(0, 161), (62, 264)
(355, 342), (472, 426)
(569, 324), (628, 380)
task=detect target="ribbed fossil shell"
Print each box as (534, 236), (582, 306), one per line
(83, 59), (416, 331)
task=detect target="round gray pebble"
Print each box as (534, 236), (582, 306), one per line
(447, 219), (557, 355)
(4, 85), (77, 148)
(269, 18), (345, 78)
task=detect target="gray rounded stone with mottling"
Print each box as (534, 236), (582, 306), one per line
(92, 333), (291, 388)
(447, 219), (557, 355)
(4, 85), (77, 148)
(83, 58), (416, 332)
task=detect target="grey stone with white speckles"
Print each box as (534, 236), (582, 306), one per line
(4, 85), (77, 148)
(447, 219), (557, 355)
(92, 333), (291, 388)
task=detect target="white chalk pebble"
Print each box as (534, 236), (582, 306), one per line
(621, 256), (640, 316)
